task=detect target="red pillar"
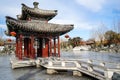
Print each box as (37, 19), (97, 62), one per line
(28, 38), (31, 58)
(37, 38), (42, 57)
(49, 38), (52, 57)
(24, 38), (27, 57)
(25, 38), (29, 58)
(54, 38), (56, 56)
(42, 38), (49, 57)
(17, 36), (20, 59)
(19, 34), (23, 60)
(30, 35), (35, 59)
(16, 37), (18, 57)
(58, 36), (60, 57)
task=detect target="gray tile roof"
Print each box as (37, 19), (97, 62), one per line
(20, 2), (57, 20)
(6, 16), (74, 36)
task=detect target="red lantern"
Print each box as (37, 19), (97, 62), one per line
(65, 34), (69, 38)
(10, 31), (16, 36)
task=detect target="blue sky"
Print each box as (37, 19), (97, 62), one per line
(0, 0), (120, 40)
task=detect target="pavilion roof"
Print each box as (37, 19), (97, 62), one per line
(19, 2), (57, 21)
(6, 16), (74, 37)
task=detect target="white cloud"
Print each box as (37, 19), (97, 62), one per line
(75, 0), (106, 12)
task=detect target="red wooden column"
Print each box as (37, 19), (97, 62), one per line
(16, 37), (18, 57)
(37, 38), (42, 57)
(30, 35), (35, 59)
(54, 38), (56, 56)
(58, 36), (60, 57)
(19, 34), (23, 60)
(36, 39), (40, 57)
(28, 38), (31, 58)
(49, 37), (52, 57)
(24, 38), (27, 57)
(18, 36), (20, 59)
(26, 38), (29, 57)
(42, 38), (49, 57)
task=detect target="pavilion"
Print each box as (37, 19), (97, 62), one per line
(5, 2), (74, 60)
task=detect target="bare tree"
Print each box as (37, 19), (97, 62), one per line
(118, 21), (120, 33)
(98, 23), (108, 42)
(90, 22), (108, 47)
(112, 17), (120, 33)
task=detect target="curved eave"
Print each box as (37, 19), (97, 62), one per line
(6, 16), (74, 36)
(21, 4), (57, 20)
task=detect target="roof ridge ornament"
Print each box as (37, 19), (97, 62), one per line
(33, 2), (39, 8)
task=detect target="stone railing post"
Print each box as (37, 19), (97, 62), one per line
(87, 65), (93, 72)
(74, 61), (81, 68)
(61, 61), (65, 67)
(100, 62), (105, 67)
(48, 61), (53, 67)
(104, 69), (114, 79)
(35, 59), (40, 68)
(87, 59), (93, 63)
(87, 59), (93, 72)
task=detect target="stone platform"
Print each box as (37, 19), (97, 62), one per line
(10, 57), (36, 69)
